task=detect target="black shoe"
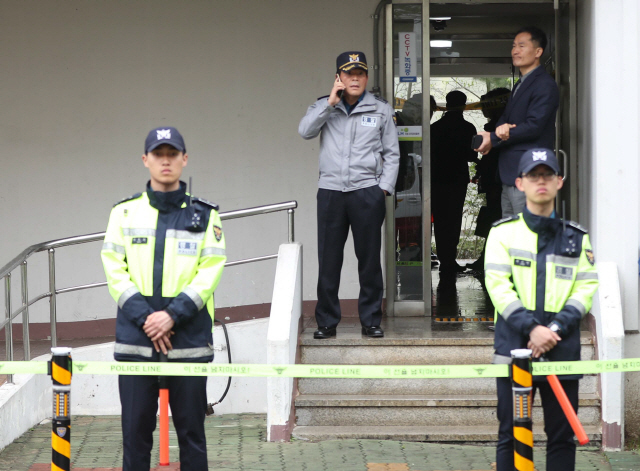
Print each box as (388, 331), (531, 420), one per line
(361, 326), (384, 337)
(313, 326), (336, 339)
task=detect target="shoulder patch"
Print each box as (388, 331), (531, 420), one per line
(317, 95), (330, 101)
(567, 221), (588, 233)
(192, 196), (219, 211)
(374, 95), (388, 104)
(113, 192), (142, 207)
(492, 215), (520, 227)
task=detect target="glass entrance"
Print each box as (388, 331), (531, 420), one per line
(384, 1), (577, 318)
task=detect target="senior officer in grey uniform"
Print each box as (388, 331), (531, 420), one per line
(299, 51), (399, 339)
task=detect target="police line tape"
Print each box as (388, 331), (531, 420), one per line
(1, 358), (640, 379)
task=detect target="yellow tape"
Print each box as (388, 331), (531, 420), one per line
(514, 426), (534, 447)
(514, 451), (534, 471)
(512, 365), (532, 387)
(1, 358), (640, 379)
(51, 431), (70, 457)
(52, 362), (71, 385)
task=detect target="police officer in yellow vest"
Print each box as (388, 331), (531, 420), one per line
(101, 127), (226, 471)
(484, 148), (598, 471)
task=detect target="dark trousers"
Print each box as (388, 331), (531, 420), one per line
(119, 374), (208, 471)
(497, 377), (579, 471)
(316, 186), (387, 328)
(432, 183), (467, 271)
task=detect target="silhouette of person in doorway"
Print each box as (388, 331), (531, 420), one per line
(430, 90), (478, 274)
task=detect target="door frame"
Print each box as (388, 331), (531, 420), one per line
(384, 0), (431, 317)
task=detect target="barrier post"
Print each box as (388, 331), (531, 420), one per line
(50, 347), (72, 471)
(511, 349), (534, 471)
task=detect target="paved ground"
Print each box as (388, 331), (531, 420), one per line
(1, 414), (637, 471)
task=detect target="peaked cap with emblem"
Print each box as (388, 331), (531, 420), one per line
(517, 148), (560, 176)
(337, 51), (368, 73)
(145, 126), (186, 153)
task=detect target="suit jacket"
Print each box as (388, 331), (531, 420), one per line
(491, 66), (559, 185)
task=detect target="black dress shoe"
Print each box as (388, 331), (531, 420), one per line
(361, 326), (384, 337)
(313, 326), (336, 339)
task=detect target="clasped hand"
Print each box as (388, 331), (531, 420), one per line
(527, 325), (561, 358)
(143, 311), (175, 355)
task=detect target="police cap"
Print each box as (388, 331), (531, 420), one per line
(145, 127), (186, 153)
(337, 51), (368, 74)
(518, 148), (561, 176)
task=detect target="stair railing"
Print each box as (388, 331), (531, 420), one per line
(0, 201), (297, 383)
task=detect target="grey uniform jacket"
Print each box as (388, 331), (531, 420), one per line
(299, 91), (400, 195)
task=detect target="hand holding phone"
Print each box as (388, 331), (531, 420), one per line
(328, 74), (346, 106)
(471, 134), (483, 150)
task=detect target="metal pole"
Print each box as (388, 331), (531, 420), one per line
(48, 248), (57, 348)
(21, 261), (30, 361)
(287, 209), (295, 243)
(4, 274), (13, 384)
(50, 347), (72, 471)
(511, 349), (534, 471)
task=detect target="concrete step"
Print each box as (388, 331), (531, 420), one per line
(298, 374), (598, 396)
(300, 333), (595, 365)
(295, 394), (601, 427)
(292, 424), (603, 444)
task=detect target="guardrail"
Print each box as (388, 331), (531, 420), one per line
(0, 201), (297, 383)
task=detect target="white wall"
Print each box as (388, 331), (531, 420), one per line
(577, 0), (640, 440)
(0, 0), (380, 325)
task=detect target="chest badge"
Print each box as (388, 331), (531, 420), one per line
(132, 237), (147, 245)
(514, 259), (531, 267)
(361, 115), (377, 127)
(178, 241), (198, 256)
(555, 266), (573, 280)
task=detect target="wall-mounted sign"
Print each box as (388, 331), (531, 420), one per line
(399, 32), (417, 83)
(397, 126), (422, 141)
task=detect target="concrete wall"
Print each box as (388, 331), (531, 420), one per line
(0, 316), (270, 452)
(0, 0), (380, 326)
(577, 0), (640, 441)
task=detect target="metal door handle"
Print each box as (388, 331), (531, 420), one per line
(558, 149), (568, 181)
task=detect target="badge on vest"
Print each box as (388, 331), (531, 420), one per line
(178, 241), (198, 256)
(514, 259), (531, 267)
(361, 115), (377, 127)
(555, 266), (573, 280)
(132, 237), (147, 244)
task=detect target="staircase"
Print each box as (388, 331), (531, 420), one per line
(292, 317), (601, 444)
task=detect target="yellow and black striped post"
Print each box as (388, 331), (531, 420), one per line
(511, 348), (534, 471)
(49, 347), (72, 471)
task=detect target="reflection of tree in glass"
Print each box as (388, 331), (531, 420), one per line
(427, 76), (514, 260)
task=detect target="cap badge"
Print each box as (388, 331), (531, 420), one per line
(349, 54), (359, 62)
(157, 129), (171, 140)
(532, 151), (547, 161)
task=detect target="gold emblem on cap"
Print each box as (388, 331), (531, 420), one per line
(349, 54), (359, 62)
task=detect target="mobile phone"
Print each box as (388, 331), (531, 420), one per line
(336, 74), (343, 98)
(471, 134), (483, 150)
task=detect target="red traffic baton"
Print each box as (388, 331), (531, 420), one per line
(159, 353), (170, 466)
(547, 373), (589, 445)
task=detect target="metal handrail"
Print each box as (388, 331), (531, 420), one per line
(1, 200), (297, 382)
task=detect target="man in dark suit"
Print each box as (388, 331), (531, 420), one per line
(475, 26), (559, 217)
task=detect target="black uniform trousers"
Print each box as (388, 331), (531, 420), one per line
(119, 374), (208, 471)
(432, 182), (467, 271)
(496, 377), (579, 471)
(316, 186), (387, 328)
